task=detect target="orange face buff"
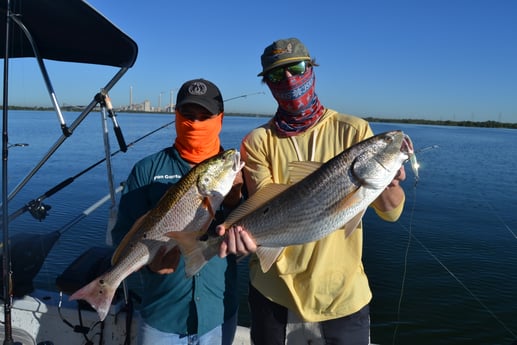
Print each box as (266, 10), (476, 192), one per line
(174, 110), (223, 164)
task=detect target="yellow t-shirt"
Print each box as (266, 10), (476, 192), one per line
(241, 109), (403, 322)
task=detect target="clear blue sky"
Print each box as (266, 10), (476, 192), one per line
(7, 0), (517, 122)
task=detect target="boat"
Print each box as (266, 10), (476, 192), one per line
(0, 0), (250, 344)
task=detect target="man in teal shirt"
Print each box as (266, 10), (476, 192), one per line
(111, 79), (242, 345)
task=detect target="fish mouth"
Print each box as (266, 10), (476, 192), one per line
(233, 151), (245, 172)
(401, 134), (415, 158)
(401, 133), (420, 181)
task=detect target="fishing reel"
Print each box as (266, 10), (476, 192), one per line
(26, 199), (52, 221)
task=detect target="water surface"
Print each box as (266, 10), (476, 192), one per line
(4, 111), (516, 345)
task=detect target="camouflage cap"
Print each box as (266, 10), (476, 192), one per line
(258, 38), (311, 76)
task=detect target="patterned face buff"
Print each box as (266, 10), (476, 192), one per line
(267, 66), (324, 137)
(174, 110), (223, 163)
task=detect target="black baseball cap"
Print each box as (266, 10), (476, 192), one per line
(176, 79), (224, 114)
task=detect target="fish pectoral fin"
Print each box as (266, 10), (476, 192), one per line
(166, 227), (212, 257)
(288, 161), (322, 184)
(183, 237), (222, 278)
(332, 189), (367, 238)
(202, 196), (216, 220)
(335, 187), (364, 211)
(343, 209), (367, 238)
(165, 229), (205, 244)
(222, 183), (290, 227)
(112, 211), (149, 265)
(183, 243), (208, 278)
(256, 246), (284, 273)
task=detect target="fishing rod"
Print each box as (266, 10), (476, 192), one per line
(0, 186), (124, 299)
(95, 91), (127, 153)
(4, 90), (265, 224)
(2, 0), (19, 342)
(0, 89), (264, 343)
(0, 186), (124, 254)
(56, 184), (124, 238)
(1, 89), (264, 228)
(223, 91), (265, 103)
(5, 66), (130, 205)
(3, 120), (175, 225)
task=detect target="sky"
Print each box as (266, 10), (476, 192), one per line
(5, 0), (517, 122)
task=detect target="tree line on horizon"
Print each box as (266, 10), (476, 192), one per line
(5, 105), (517, 129)
(362, 117), (517, 129)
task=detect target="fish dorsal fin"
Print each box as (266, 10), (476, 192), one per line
(288, 161), (322, 184)
(256, 246), (284, 273)
(111, 211), (149, 265)
(223, 183), (290, 227)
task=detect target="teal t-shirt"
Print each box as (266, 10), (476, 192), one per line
(111, 146), (238, 335)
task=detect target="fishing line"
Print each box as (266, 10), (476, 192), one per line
(396, 223), (517, 339)
(391, 179), (417, 345)
(392, 144), (435, 343)
(479, 192), (517, 240)
(392, 144), (516, 341)
(415, 145), (439, 154)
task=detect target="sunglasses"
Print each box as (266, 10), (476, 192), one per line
(266, 61), (308, 83)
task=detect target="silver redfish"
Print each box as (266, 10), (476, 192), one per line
(70, 149), (244, 321)
(180, 131), (414, 276)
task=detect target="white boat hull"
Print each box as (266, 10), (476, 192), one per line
(1, 289), (250, 345)
(1, 289), (137, 344)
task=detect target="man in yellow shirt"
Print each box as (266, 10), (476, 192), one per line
(219, 38), (406, 345)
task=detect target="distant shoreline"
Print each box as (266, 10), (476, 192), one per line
(5, 106), (517, 129)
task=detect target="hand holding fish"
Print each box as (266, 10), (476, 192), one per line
(147, 245), (181, 274)
(217, 225), (257, 257)
(371, 165), (406, 217)
(370, 134), (413, 218)
(388, 165), (406, 188)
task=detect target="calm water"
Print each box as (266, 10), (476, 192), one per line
(4, 110), (517, 345)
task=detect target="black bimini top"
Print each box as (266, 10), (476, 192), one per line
(0, 0), (138, 68)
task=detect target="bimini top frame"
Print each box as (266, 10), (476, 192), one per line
(1, 1), (138, 342)
(1, 0), (138, 201)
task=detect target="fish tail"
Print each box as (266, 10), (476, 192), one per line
(69, 276), (117, 321)
(183, 237), (222, 278)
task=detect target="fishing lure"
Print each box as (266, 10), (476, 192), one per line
(403, 134), (420, 185)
